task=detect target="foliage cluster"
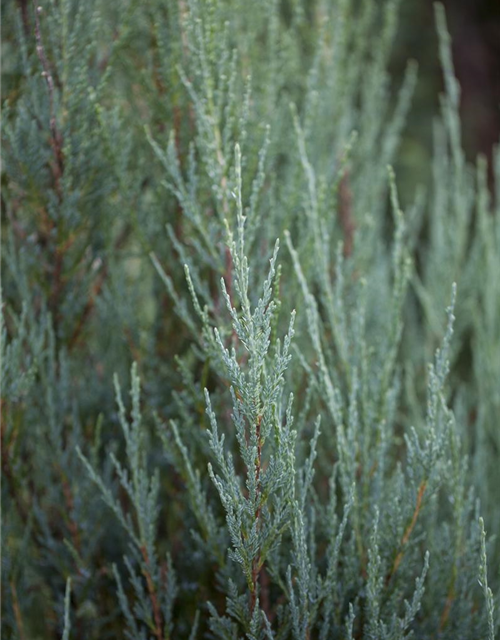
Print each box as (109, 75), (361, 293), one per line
(1, 0), (499, 638)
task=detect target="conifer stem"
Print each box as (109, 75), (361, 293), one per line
(60, 473), (82, 555)
(17, 0), (30, 34)
(33, 1), (64, 200)
(141, 546), (164, 640)
(68, 265), (107, 350)
(10, 581), (26, 640)
(387, 480), (427, 582)
(1, 415), (29, 525)
(250, 415), (263, 614)
(439, 588), (455, 631)
(338, 171), (355, 257)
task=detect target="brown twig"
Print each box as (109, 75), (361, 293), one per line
(124, 327), (142, 364)
(439, 588), (455, 632)
(33, 1), (73, 340)
(10, 581), (27, 640)
(16, 0), (30, 35)
(140, 546), (164, 640)
(60, 473), (82, 555)
(47, 234), (75, 339)
(68, 264), (108, 350)
(49, 246), (65, 324)
(386, 480), (427, 584)
(150, 17), (166, 97)
(33, 2), (64, 201)
(1, 410), (30, 525)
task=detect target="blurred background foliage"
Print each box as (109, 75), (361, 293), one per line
(3, 1), (499, 195)
(392, 0), (500, 196)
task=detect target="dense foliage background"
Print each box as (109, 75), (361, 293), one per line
(1, 0), (499, 638)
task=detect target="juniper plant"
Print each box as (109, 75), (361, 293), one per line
(2, 0), (498, 638)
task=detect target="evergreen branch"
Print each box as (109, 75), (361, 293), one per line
(33, 1), (64, 199)
(62, 578), (71, 640)
(479, 518), (496, 640)
(140, 545), (165, 640)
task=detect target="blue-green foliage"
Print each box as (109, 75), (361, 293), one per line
(1, 0), (498, 638)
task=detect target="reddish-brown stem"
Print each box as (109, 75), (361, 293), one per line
(33, 2), (64, 201)
(47, 234), (75, 340)
(1, 412), (30, 525)
(401, 481), (427, 548)
(124, 327), (142, 364)
(17, 0), (30, 34)
(386, 480), (427, 584)
(33, 2), (73, 336)
(140, 546), (164, 640)
(439, 588), (455, 631)
(338, 171), (355, 258)
(49, 246), (65, 328)
(173, 105), (182, 156)
(68, 264), (108, 350)
(10, 581), (27, 640)
(60, 473), (82, 554)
